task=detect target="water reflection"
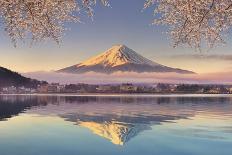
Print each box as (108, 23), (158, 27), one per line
(62, 113), (187, 145)
(0, 96), (47, 121)
(0, 95), (232, 146)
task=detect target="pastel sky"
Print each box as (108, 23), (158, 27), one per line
(0, 0), (232, 74)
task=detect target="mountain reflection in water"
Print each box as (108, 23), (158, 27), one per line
(0, 95), (232, 145)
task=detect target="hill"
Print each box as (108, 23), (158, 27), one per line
(0, 67), (46, 88)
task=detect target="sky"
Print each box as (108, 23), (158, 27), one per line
(0, 0), (232, 74)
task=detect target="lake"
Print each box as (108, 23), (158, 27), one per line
(0, 94), (232, 155)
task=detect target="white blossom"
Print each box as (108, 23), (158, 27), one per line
(145, 0), (232, 49)
(0, 0), (108, 46)
(0, 0), (231, 50)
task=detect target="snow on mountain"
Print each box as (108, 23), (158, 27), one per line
(78, 45), (160, 67)
(78, 121), (150, 145)
(58, 45), (194, 74)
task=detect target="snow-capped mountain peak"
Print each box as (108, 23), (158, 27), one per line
(77, 44), (160, 67)
(58, 44), (194, 74)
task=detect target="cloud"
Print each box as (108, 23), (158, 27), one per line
(170, 54), (232, 61)
(23, 71), (232, 84)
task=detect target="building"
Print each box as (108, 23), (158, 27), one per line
(97, 85), (113, 92)
(229, 87), (232, 94)
(1, 86), (17, 94)
(120, 84), (138, 92)
(47, 83), (59, 93)
(37, 84), (49, 93)
(208, 88), (221, 94)
(18, 86), (31, 94)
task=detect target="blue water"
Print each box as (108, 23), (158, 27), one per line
(0, 95), (232, 155)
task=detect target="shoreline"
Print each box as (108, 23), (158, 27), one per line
(0, 93), (232, 98)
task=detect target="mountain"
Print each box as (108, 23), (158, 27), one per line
(58, 45), (194, 74)
(0, 66), (46, 88)
(78, 121), (150, 145)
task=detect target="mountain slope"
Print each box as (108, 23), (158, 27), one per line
(58, 45), (194, 74)
(0, 67), (46, 88)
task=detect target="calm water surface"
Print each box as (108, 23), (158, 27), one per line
(0, 95), (232, 155)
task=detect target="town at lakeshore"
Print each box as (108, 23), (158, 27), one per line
(1, 83), (232, 94)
